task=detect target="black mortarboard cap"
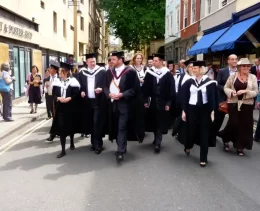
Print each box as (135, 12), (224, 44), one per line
(167, 60), (174, 64)
(68, 54), (74, 57)
(152, 53), (164, 60)
(192, 60), (206, 67)
(60, 62), (73, 71)
(124, 60), (130, 65)
(148, 56), (153, 60)
(97, 63), (105, 67)
(49, 60), (60, 70)
(85, 53), (96, 59)
(184, 58), (196, 67)
(109, 51), (124, 58)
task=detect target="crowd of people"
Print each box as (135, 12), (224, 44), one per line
(1, 52), (260, 167)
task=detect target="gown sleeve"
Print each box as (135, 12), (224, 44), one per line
(180, 79), (192, 114)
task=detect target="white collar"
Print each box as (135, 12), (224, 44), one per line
(146, 67), (169, 79)
(115, 64), (125, 72)
(192, 75), (208, 84)
(50, 74), (57, 78)
(88, 65), (100, 72)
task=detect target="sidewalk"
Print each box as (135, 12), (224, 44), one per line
(0, 101), (46, 140)
(254, 109), (259, 124)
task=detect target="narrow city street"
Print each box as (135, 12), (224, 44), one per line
(1, 117), (260, 211)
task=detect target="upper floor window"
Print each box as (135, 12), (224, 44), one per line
(169, 13), (173, 35)
(220, 0), (227, 8)
(81, 0), (84, 4)
(166, 15), (169, 36)
(53, 12), (57, 33)
(176, 7), (180, 32)
(191, 0), (196, 24)
(206, 0), (212, 15)
(183, 1), (188, 28)
(80, 17), (84, 31)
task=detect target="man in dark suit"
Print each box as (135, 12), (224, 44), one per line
(250, 58), (260, 86)
(215, 54), (238, 147)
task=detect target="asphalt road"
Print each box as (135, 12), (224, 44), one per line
(0, 118), (260, 211)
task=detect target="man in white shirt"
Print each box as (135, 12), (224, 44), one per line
(78, 53), (106, 154)
(104, 51), (144, 162)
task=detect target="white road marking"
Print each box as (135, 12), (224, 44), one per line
(0, 119), (50, 155)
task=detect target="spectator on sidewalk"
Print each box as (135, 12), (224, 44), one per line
(0, 63), (14, 122)
(222, 58), (258, 156)
(26, 65), (42, 114)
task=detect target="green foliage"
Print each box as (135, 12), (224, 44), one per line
(99, 0), (165, 51)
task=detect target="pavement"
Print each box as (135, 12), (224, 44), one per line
(0, 120), (260, 210)
(0, 100), (46, 141)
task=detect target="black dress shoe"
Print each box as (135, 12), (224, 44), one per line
(70, 145), (75, 150)
(4, 119), (14, 122)
(57, 152), (66, 158)
(200, 162), (207, 167)
(152, 140), (156, 145)
(46, 136), (55, 142)
(90, 146), (95, 151)
(154, 144), (161, 153)
(85, 134), (90, 138)
(116, 153), (124, 162)
(114, 149), (127, 155)
(95, 148), (102, 154)
(81, 134), (84, 137)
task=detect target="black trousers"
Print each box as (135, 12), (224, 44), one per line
(45, 94), (53, 118)
(1, 90), (12, 120)
(255, 110), (260, 140)
(89, 99), (103, 149)
(113, 102), (128, 153)
(154, 109), (163, 145)
(214, 110), (226, 136)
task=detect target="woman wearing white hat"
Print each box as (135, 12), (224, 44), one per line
(222, 58), (258, 156)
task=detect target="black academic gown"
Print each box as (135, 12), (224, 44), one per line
(51, 78), (80, 137)
(78, 66), (107, 136)
(178, 76), (218, 148)
(142, 69), (175, 134)
(104, 66), (145, 143)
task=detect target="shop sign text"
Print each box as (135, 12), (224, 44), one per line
(0, 21), (32, 40)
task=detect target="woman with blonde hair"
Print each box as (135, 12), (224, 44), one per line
(179, 61), (218, 167)
(129, 52), (147, 86)
(221, 58), (258, 156)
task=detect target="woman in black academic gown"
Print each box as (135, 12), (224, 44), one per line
(180, 61), (218, 167)
(52, 63), (81, 158)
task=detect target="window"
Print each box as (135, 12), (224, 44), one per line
(176, 7), (180, 32)
(89, 23), (91, 39)
(183, 1), (188, 28)
(53, 12), (57, 33)
(206, 0), (212, 15)
(191, 0), (196, 24)
(166, 15), (169, 36)
(221, 0), (227, 7)
(80, 17), (84, 31)
(169, 13), (173, 35)
(41, 1), (45, 9)
(63, 0), (66, 4)
(63, 19), (66, 37)
(81, 0), (84, 4)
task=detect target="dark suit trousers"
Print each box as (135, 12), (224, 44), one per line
(154, 109), (163, 145)
(113, 101), (128, 153)
(214, 110), (226, 136)
(89, 99), (103, 149)
(1, 90), (12, 120)
(45, 94), (53, 118)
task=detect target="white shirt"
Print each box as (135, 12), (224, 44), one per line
(87, 68), (96, 99)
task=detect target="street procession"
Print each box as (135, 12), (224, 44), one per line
(1, 0), (260, 210)
(32, 50), (256, 168)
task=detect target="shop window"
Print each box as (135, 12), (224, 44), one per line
(53, 12), (57, 33)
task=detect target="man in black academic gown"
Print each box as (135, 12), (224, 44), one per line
(78, 53), (107, 154)
(46, 60), (60, 142)
(147, 56), (154, 69)
(104, 51), (144, 162)
(142, 54), (175, 153)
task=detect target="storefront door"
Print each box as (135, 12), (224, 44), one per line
(13, 47), (20, 98)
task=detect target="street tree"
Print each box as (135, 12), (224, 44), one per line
(99, 0), (165, 51)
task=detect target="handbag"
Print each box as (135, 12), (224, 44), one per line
(219, 101), (228, 114)
(0, 74), (10, 92)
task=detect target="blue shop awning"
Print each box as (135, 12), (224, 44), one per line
(211, 15), (260, 52)
(187, 27), (229, 56)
